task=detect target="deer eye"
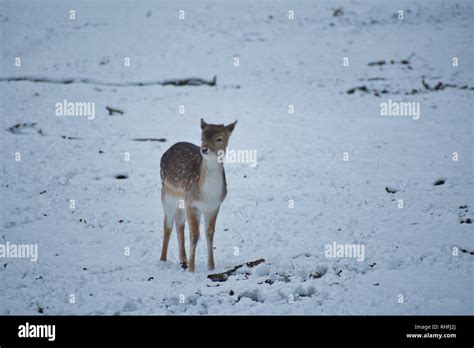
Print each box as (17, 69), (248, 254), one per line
(216, 137), (223, 142)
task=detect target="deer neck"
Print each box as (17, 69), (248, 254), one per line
(201, 154), (224, 177)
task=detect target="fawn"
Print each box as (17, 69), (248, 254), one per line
(159, 118), (237, 272)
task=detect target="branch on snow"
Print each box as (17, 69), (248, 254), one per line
(0, 75), (217, 87)
(207, 259), (265, 282)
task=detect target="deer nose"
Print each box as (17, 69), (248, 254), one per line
(201, 148), (209, 155)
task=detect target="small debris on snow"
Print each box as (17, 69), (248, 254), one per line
(309, 271), (323, 279)
(347, 86), (369, 94)
(106, 106), (124, 115)
(6, 122), (40, 135)
(332, 8), (344, 17)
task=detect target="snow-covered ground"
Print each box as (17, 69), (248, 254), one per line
(0, 0), (472, 315)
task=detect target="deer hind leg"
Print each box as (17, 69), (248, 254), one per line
(160, 214), (173, 261)
(186, 205), (200, 272)
(204, 209), (219, 271)
(160, 193), (176, 262)
(175, 207), (187, 269)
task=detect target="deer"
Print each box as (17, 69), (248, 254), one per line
(159, 118), (237, 272)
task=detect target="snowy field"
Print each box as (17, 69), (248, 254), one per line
(0, 0), (472, 315)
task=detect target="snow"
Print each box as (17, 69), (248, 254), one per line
(0, 0), (472, 315)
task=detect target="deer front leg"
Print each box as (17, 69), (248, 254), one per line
(186, 205), (200, 272)
(204, 209), (219, 271)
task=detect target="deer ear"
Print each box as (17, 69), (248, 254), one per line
(226, 120), (237, 134)
(200, 118), (207, 130)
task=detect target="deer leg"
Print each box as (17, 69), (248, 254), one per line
(175, 208), (187, 268)
(160, 214), (173, 261)
(186, 205), (200, 272)
(204, 209), (219, 271)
